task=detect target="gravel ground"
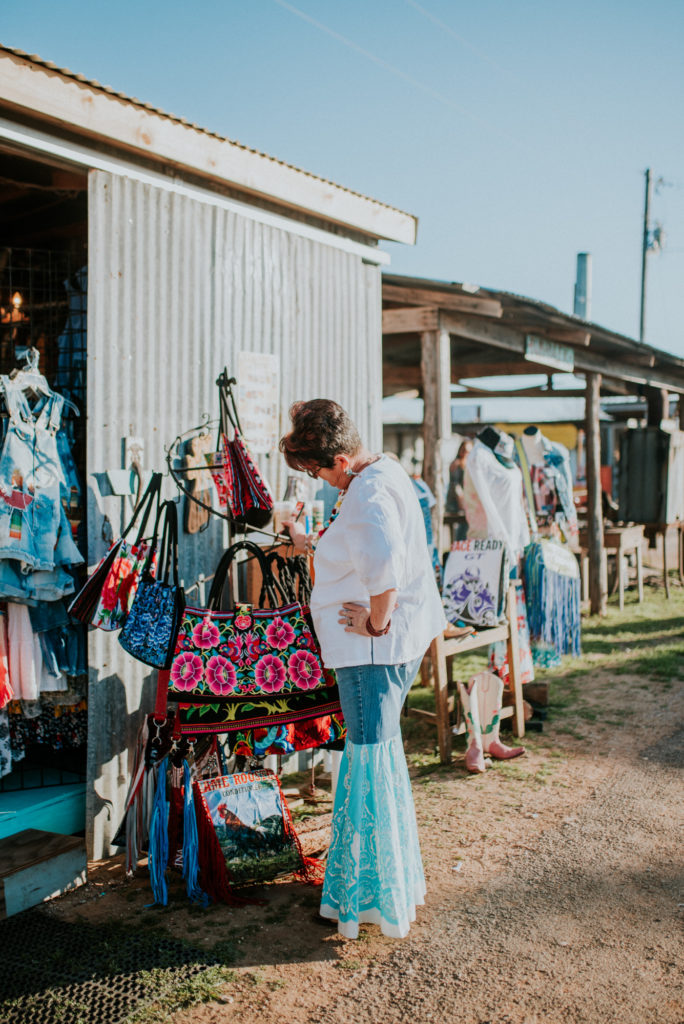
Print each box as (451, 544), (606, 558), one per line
(43, 595), (684, 1024)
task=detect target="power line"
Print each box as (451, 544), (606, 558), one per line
(405, 0), (517, 81)
(271, 0), (522, 147)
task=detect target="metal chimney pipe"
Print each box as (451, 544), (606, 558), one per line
(574, 252), (592, 319)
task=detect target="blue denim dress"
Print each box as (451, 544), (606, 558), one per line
(0, 378), (83, 593)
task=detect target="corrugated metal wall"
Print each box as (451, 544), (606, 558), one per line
(86, 169), (382, 858)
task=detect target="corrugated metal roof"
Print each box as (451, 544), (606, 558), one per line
(0, 44), (413, 226)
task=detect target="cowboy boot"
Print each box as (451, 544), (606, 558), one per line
(457, 677), (486, 773)
(472, 670), (525, 760)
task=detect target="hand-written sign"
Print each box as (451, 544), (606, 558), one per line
(236, 352), (280, 453)
(525, 335), (575, 373)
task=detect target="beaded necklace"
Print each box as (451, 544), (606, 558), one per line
(310, 491), (345, 550)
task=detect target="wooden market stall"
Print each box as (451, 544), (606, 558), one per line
(382, 274), (684, 616)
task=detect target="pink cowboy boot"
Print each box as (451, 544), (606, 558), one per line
(472, 670), (525, 760)
(457, 677), (486, 773)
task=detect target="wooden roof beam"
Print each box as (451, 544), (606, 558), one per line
(382, 306), (439, 334)
(383, 284), (502, 318)
(442, 311), (684, 393)
(506, 323), (591, 346)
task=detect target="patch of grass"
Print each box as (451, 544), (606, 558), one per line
(125, 965), (237, 1023)
(494, 762), (529, 781)
(336, 959), (362, 970)
(291, 802), (329, 823)
(554, 725), (586, 740)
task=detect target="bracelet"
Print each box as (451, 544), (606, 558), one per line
(365, 615), (391, 637)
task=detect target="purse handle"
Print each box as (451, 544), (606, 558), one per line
(217, 368), (244, 436)
(121, 471), (162, 546)
(141, 500), (181, 590)
(158, 500), (181, 589)
(206, 539), (288, 611)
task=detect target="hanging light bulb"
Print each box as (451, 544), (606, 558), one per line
(11, 292), (23, 309)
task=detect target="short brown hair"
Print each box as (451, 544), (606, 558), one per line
(279, 399), (361, 474)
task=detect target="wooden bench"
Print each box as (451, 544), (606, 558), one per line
(0, 829), (86, 918)
(410, 582), (525, 764)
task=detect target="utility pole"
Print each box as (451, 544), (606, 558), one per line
(639, 168), (652, 343)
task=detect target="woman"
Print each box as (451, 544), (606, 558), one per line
(280, 399), (445, 939)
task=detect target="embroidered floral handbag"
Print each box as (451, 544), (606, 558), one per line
(69, 473), (162, 630)
(119, 500), (186, 670)
(168, 540), (340, 735)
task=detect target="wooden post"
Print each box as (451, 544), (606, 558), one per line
(585, 372), (607, 615)
(506, 582), (525, 739)
(430, 632), (452, 764)
(420, 327), (451, 554)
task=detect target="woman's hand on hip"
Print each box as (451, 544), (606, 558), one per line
(339, 591), (397, 636)
(338, 602), (371, 635)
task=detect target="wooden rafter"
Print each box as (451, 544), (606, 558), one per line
(383, 284), (502, 318)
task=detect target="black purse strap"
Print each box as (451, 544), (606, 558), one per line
(121, 472), (162, 545)
(142, 500), (181, 589)
(140, 496), (167, 578)
(265, 551), (298, 604)
(161, 500), (181, 589)
(217, 369), (243, 435)
(207, 539), (286, 611)
(288, 554), (313, 606)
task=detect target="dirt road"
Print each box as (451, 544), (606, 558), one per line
(25, 593), (683, 1024)
(168, 599), (684, 1024)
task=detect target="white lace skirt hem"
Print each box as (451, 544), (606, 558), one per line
(320, 882), (426, 939)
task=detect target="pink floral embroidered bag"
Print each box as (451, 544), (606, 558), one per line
(167, 540), (340, 734)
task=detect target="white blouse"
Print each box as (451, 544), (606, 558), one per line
(310, 456), (446, 670)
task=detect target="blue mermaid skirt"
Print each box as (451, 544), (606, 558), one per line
(319, 734), (426, 939)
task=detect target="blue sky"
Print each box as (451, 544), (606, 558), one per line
(4, 1), (684, 356)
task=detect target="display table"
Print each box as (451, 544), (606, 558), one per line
(409, 582), (525, 765)
(579, 524), (645, 611)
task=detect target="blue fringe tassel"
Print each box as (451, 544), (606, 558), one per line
(523, 541), (581, 658)
(182, 759), (208, 906)
(148, 756), (169, 906)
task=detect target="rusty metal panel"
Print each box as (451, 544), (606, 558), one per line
(86, 169), (382, 858)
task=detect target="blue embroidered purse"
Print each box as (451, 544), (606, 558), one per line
(119, 499), (185, 670)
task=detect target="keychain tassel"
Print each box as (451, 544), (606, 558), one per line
(147, 757), (170, 906)
(182, 760), (208, 905)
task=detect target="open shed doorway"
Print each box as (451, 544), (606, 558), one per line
(0, 145), (89, 842)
